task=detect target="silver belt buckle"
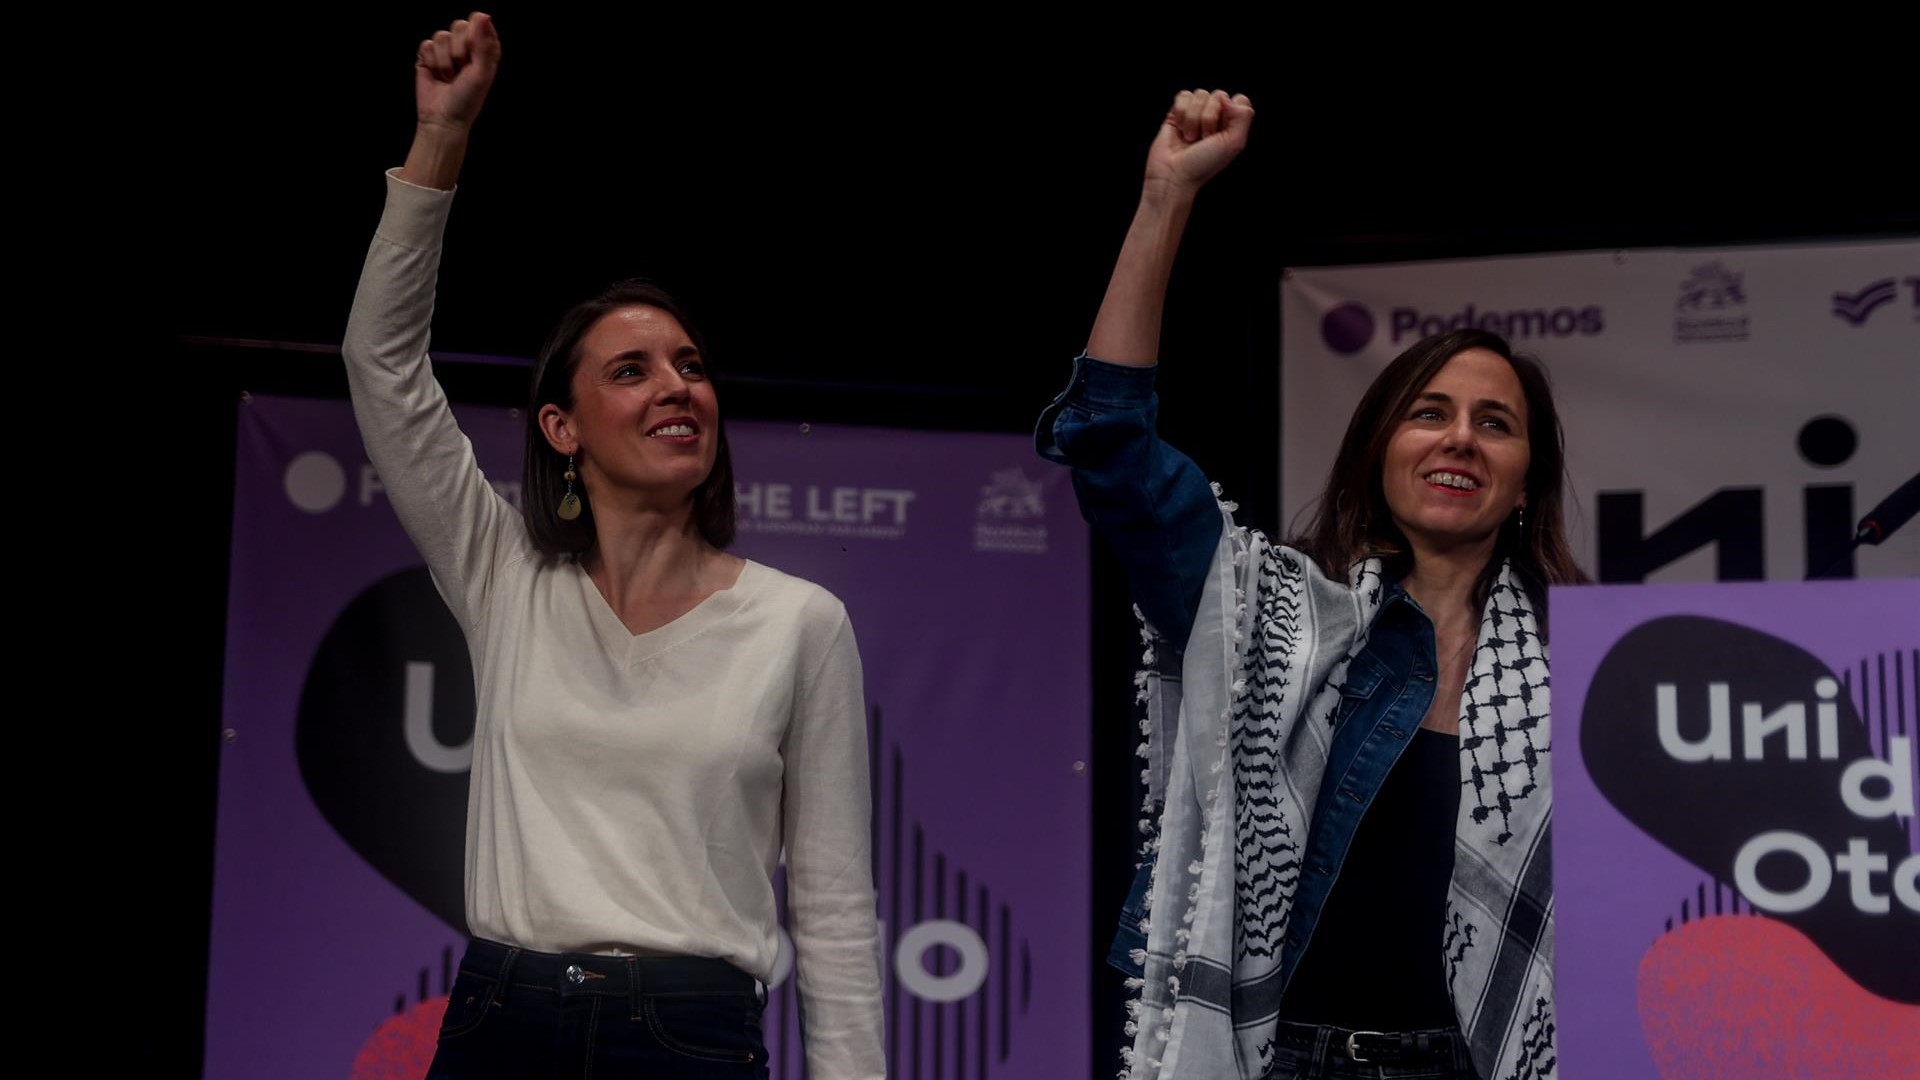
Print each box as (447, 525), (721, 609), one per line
(1346, 1030), (1387, 1063)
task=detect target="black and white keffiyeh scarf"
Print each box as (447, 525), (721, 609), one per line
(1123, 494), (1556, 1080)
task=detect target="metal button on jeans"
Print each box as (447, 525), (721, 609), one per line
(565, 964), (585, 985)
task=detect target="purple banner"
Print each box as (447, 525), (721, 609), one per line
(209, 395), (1090, 1079)
(1553, 580), (1920, 1079)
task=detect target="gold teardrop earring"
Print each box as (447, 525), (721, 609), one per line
(557, 454), (582, 522)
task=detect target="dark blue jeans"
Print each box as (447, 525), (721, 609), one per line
(427, 938), (770, 1079)
(1263, 1021), (1478, 1080)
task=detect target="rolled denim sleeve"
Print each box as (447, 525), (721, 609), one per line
(1035, 355), (1222, 647)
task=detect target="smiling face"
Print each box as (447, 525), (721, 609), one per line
(1379, 346), (1531, 555)
(540, 304), (720, 506)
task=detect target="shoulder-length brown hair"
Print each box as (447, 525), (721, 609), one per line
(1289, 328), (1588, 615)
(520, 281), (736, 558)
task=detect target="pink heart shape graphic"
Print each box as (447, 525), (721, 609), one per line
(1637, 915), (1920, 1079)
(350, 995), (449, 1080)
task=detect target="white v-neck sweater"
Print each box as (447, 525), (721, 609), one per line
(342, 170), (885, 1076)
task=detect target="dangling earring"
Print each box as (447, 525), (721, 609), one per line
(558, 454), (582, 521)
(1516, 504), (1527, 533)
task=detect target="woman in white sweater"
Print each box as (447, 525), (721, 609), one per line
(343, 13), (885, 1077)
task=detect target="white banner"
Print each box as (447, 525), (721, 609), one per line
(1281, 242), (1919, 582)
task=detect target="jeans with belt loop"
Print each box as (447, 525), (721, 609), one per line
(426, 937), (770, 1079)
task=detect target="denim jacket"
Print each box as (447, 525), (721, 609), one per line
(1036, 355), (1440, 989)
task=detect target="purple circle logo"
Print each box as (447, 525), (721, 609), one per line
(1321, 302), (1374, 355)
